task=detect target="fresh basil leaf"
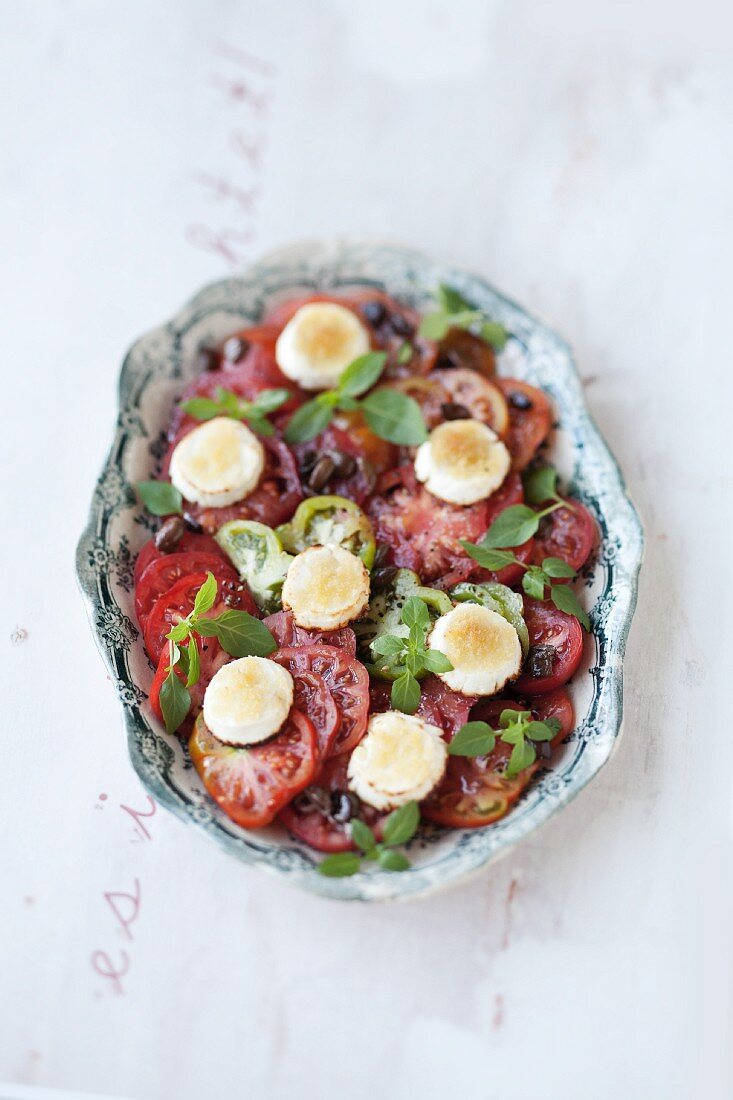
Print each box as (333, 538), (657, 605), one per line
(371, 634), (406, 657)
(506, 739), (536, 778)
(480, 321), (508, 350)
(382, 800), (420, 846)
(459, 542), (517, 572)
(526, 719), (558, 742)
(391, 671), (421, 714)
(438, 284), (471, 313)
(245, 414), (275, 436)
(318, 852), (362, 877)
(215, 387), (242, 412)
(192, 571), (218, 618)
(448, 721), (496, 757)
(361, 389), (428, 445)
(338, 352), (387, 398)
(283, 396), (334, 444)
(159, 669), (191, 733)
(377, 849), (410, 872)
(251, 388), (290, 414)
(167, 620), (191, 645)
(522, 568), (547, 601)
(550, 584), (591, 630)
(180, 396), (225, 421)
(418, 311), (452, 340)
(350, 819), (377, 853)
(185, 636), (200, 688)
(401, 596), (430, 631)
(137, 480), (183, 516)
(396, 342), (413, 364)
(542, 557), (576, 579)
(499, 708), (531, 728)
(524, 465), (559, 505)
(198, 610), (277, 657)
(422, 649), (453, 674)
(482, 504), (540, 549)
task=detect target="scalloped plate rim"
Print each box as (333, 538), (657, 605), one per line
(75, 237), (643, 902)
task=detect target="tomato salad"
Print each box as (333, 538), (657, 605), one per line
(133, 286), (595, 876)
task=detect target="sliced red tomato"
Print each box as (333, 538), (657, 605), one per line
(496, 378), (553, 470)
(133, 531), (226, 587)
(416, 676), (475, 737)
(278, 754), (387, 853)
(270, 644), (368, 757)
(421, 741), (535, 828)
(149, 637), (229, 730)
(529, 689), (575, 743)
(262, 610), (356, 656)
(515, 598), (584, 695)
(366, 465), (491, 585)
(163, 436), (303, 533)
(135, 552), (238, 628)
(269, 650), (339, 763)
(444, 472), (530, 588)
(143, 570), (256, 665)
(291, 420), (394, 506)
(470, 690), (574, 746)
(189, 710), (317, 829)
(531, 498), (595, 573)
(428, 368), (509, 437)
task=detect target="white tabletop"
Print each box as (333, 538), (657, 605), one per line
(2, 2), (730, 1098)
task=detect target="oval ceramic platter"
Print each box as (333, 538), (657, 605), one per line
(76, 239), (643, 901)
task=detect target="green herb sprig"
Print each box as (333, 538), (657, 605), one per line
(449, 709), (561, 778)
(284, 352), (428, 446)
(370, 596), (453, 714)
(418, 285), (508, 350)
(318, 801), (420, 877)
(137, 480), (183, 516)
(459, 466), (590, 629)
(180, 386), (290, 436)
(158, 571), (276, 733)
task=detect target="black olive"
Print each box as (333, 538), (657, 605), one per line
(441, 401), (472, 421)
(331, 450), (357, 479)
(183, 511), (203, 533)
(222, 336), (249, 364)
(509, 390), (532, 410)
(372, 566), (398, 591)
(436, 350), (463, 370)
(372, 543), (390, 568)
(299, 450), (317, 478)
(294, 787), (331, 816)
(154, 515), (185, 553)
(357, 457), (377, 494)
(330, 790), (358, 823)
(196, 346), (219, 373)
(308, 454), (336, 491)
(538, 741), (553, 760)
(361, 300), (387, 327)
(388, 312), (413, 339)
(524, 644), (556, 679)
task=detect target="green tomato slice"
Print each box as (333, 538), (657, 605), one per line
(451, 581), (529, 656)
(354, 568), (452, 680)
(276, 495), (376, 569)
(215, 520), (293, 614)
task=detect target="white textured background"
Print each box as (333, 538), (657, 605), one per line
(2, 2), (731, 1099)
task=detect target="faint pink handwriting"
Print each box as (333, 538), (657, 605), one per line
(184, 42), (276, 268)
(120, 794), (157, 840)
(104, 878), (142, 941)
(91, 949), (130, 995)
(91, 797), (156, 995)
